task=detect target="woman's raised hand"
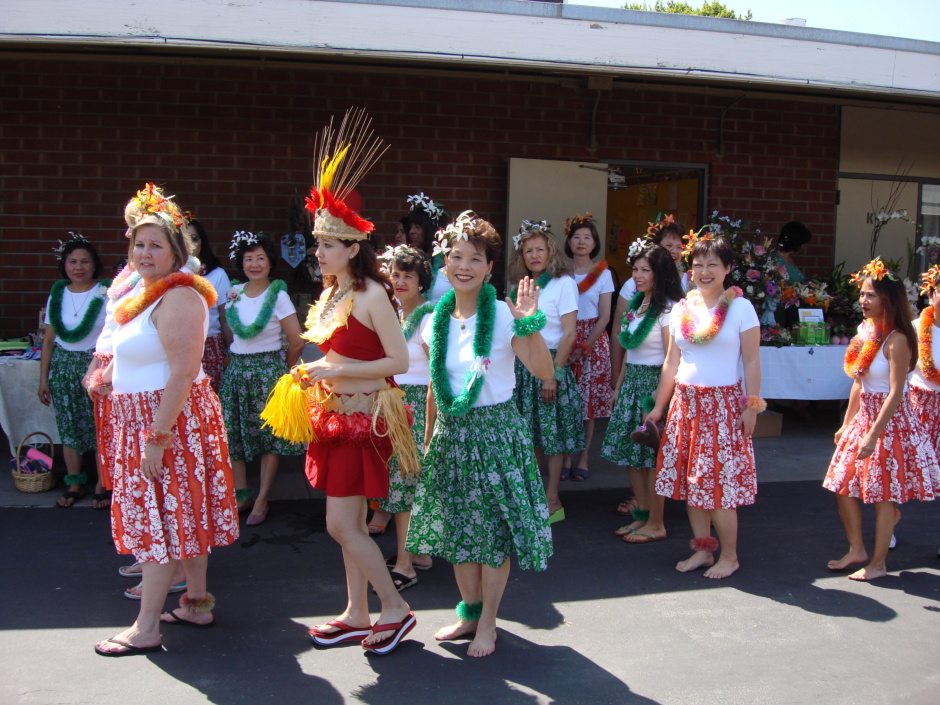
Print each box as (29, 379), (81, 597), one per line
(506, 276), (541, 320)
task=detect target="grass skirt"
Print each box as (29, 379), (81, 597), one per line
(202, 332), (226, 393)
(655, 381), (757, 509)
(219, 351), (304, 462)
(406, 401), (553, 571)
(601, 363), (661, 468)
(49, 345), (96, 455)
(570, 318), (612, 420)
(376, 383), (426, 513)
(109, 379), (239, 563)
(93, 352), (115, 490)
(824, 391), (940, 503)
(909, 386), (940, 460)
(513, 352), (584, 455)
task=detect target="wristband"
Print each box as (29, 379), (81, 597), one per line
(88, 368), (111, 394)
(144, 427), (173, 448)
(739, 396), (767, 413)
(553, 365), (566, 382)
(513, 309), (547, 337)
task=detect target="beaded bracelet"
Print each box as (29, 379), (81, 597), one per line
(513, 309), (547, 337)
(739, 396), (767, 413)
(144, 427), (173, 448)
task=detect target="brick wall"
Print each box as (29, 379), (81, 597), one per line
(0, 58), (840, 337)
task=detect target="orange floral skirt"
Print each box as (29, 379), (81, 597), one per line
(655, 381), (757, 509)
(93, 352), (115, 491)
(824, 391), (940, 504)
(108, 379), (239, 563)
(202, 332), (227, 393)
(909, 385), (940, 460)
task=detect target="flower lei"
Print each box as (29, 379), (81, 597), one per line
(225, 279), (287, 340)
(429, 284), (495, 416)
(678, 287), (742, 345)
(47, 280), (109, 343)
(577, 260), (609, 294)
(843, 321), (884, 379)
(917, 308), (940, 385)
(509, 271), (552, 303)
(619, 292), (660, 350)
(303, 280), (356, 344)
(108, 266), (140, 301)
(402, 301), (436, 341)
(113, 272), (217, 325)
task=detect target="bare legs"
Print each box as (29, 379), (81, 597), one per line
(250, 453), (279, 519)
(570, 419), (595, 475)
(323, 495), (410, 645)
(95, 560), (178, 652)
(387, 511), (431, 580)
(828, 495), (896, 580)
(827, 494), (867, 570)
(622, 468), (667, 542)
(545, 453), (564, 515)
(435, 560), (510, 658)
(676, 507), (739, 579)
(57, 446), (85, 506)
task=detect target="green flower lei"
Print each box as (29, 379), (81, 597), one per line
(402, 300), (436, 341)
(618, 292), (661, 351)
(225, 279), (287, 340)
(429, 284), (495, 416)
(509, 271), (552, 303)
(48, 280), (110, 344)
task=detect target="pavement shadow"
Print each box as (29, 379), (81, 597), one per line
(353, 631), (660, 705)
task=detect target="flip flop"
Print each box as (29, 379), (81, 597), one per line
(615, 525), (636, 536)
(118, 561), (143, 578)
(367, 519), (389, 535)
(623, 530), (667, 544)
(361, 612), (417, 655)
(161, 609), (215, 629)
(571, 467), (590, 482)
(389, 570), (418, 592)
(92, 492), (111, 510)
(55, 491), (83, 508)
(124, 580), (187, 600)
(385, 555), (433, 571)
(309, 619), (373, 647)
(94, 638), (163, 657)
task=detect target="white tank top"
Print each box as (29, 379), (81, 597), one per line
(112, 288), (208, 394)
(860, 332), (893, 394)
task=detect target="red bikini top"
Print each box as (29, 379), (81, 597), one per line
(318, 313), (385, 361)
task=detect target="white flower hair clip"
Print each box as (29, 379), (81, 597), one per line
(514, 219), (551, 250)
(406, 192), (444, 221)
(627, 237), (651, 261)
(433, 210), (476, 256)
(228, 230), (261, 260)
(52, 232), (90, 260)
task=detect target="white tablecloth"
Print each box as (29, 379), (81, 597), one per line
(759, 345), (851, 400)
(0, 358), (60, 457)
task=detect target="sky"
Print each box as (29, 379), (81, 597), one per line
(567, 0), (940, 43)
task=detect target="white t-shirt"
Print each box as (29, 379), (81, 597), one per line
(202, 267), (230, 338)
(573, 267), (614, 320)
(537, 275), (579, 350)
(623, 306), (673, 367)
(671, 295), (760, 387)
(227, 283), (296, 354)
(911, 318), (940, 392)
(45, 283), (109, 352)
(396, 308), (433, 387)
(427, 268), (453, 304)
(620, 271), (691, 301)
(422, 299), (517, 408)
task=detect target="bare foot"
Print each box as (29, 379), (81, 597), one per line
(362, 605), (412, 647)
(467, 624), (497, 657)
(160, 606), (214, 627)
(434, 619), (477, 641)
(676, 551), (715, 573)
(95, 624), (160, 653)
(848, 564), (888, 581)
(827, 549), (868, 571)
(703, 557), (739, 579)
(368, 510), (392, 535)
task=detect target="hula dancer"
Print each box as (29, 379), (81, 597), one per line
(647, 234), (761, 580)
(564, 213), (613, 481)
(220, 231), (305, 526)
(509, 219), (582, 523)
(406, 212), (555, 658)
(824, 260), (940, 581)
(39, 234), (110, 508)
(602, 240), (683, 543)
(263, 109), (420, 655)
(910, 265), (940, 461)
(404, 192), (452, 303)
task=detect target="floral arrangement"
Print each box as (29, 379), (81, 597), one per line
(759, 324), (792, 348)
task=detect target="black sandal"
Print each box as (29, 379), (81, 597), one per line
(56, 491), (83, 508)
(92, 492), (112, 510)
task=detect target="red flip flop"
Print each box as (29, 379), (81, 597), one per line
(309, 619), (372, 647)
(361, 612), (417, 655)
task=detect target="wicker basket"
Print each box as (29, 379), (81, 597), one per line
(11, 431), (56, 493)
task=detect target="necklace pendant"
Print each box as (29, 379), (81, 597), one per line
(460, 322), (466, 330)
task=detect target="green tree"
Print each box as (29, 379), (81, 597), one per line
(623, 1), (753, 20)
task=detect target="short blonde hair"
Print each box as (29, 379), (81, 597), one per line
(509, 230), (571, 281)
(123, 189), (195, 270)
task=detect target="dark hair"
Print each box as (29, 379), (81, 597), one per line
(631, 245), (684, 311)
(58, 240), (103, 280)
(189, 219), (221, 274)
(690, 237), (735, 289)
(863, 273), (918, 373)
(564, 220), (601, 259)
(324, 240), (395, 305)
(233, 234), (279, 272)
(389, 247), (432, 293)
(652, 222), (685, 245)
(407, 209), (451, 254)
(778, 221), (812, 253)
(460, 217), (502, 264)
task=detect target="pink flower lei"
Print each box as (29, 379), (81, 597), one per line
(679, 287), (742, 345)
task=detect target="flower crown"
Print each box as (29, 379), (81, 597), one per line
(681, 227), (717, 257)
(228, 231), (261, 260)
(513, 219), (551, 250)
(432, 210), (477, 257)
(406, 192), (445, 222)
(850, 258), (897, 286)
(184, 210), (197, 224)
(627, 236), (655, 261)
(52, 232), (90, 260)
(564, 213), (595, 238)
(646, 213), (676, 238)
(133, 183), (185, 229)
(919, 264), (940, 295)
(378, 244), (430, 276)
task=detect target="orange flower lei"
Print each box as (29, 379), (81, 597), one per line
(678, 287), (741, 344)
(917, 307), (940, 385)
(577, 260), (609, 294)
(114, 272), (217, 325)
(842, 321), (884, 379)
